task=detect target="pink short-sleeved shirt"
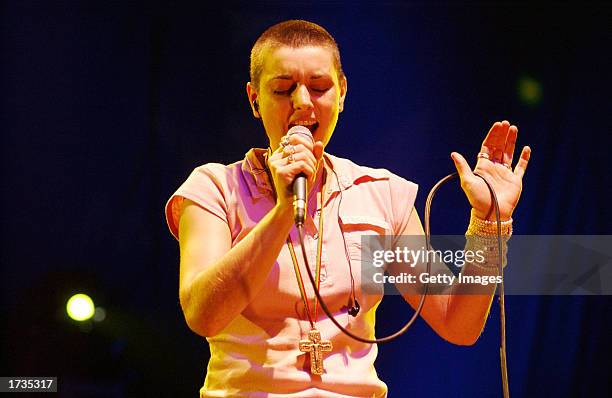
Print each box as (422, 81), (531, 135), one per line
(165, 148), (418, 397)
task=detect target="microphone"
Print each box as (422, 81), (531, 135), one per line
(286, 125), (313, 226)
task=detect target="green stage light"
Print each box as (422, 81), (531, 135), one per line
(66, 293), (95, 321)
(517, 76), (543, 107)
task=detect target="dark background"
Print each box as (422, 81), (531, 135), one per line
(1, 2), (610, 397)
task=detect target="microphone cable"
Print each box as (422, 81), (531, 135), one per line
(297, 171), (510, 398)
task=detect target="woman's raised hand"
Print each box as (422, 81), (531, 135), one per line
(451, 120), (531, 221)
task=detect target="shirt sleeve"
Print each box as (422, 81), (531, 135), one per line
(164, 164), (229, 241)
(388, 173), (419, 236)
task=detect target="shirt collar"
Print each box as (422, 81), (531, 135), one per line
(241, 148), (390, 199)
(324, 153), (390, 194)
(242, 148), (273, 199)
(323, 154), (352, 193)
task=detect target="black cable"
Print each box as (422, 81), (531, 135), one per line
(329, 164), (359, 316)
(297, 171), (509, 397)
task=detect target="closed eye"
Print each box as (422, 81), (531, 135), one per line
(274, 86), (296, 96)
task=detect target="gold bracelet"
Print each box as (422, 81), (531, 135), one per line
(464, 237), (508, 270)
(465, 211), (512, 270)
(466, 210), (513, 237)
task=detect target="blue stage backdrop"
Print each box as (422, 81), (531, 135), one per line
(1, 2), (610, 397)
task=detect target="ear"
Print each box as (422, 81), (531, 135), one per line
(246, 82), (260, 118)
(338, 75), (348, 113)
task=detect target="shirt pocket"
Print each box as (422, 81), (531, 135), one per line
(339, 214), (390, 300)
(339, 214), (391, 262)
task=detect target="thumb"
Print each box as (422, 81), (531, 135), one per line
(451, 152), (472, 179)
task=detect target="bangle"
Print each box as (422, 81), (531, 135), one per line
(467, 210), (513, 237)
(464, 238), (509, 270)
(465, 211), (512, 270)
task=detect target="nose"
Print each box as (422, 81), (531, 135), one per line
(291, 84), (313, 111)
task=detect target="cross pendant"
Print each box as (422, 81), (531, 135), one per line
(299, 328), (333, 375)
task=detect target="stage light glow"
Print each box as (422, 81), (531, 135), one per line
(93, 306), (106, 322)
(517, 76), (542, 106)
(66, 293), (95, 321)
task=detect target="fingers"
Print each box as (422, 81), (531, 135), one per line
(286, 158), (317, 178)
(282, 144), (316, 170)
(281, 135), (316, 165)
(451, 152), (473, 180)
(481, 120), (511, 163)
(480, 120), (522, 172)
(284, 133), (314, 152)
(513, 146), (531, 178)
(503, 125), (518, 166)
(269, 131), (320, 185)
(480, 121), (505, 160)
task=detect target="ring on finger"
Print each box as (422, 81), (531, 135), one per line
(287, 145), (295, 163)
(477, 152), (490, 160)
(280, 136), (290, 148)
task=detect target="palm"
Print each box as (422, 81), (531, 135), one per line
(452, 121), (531, 221)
